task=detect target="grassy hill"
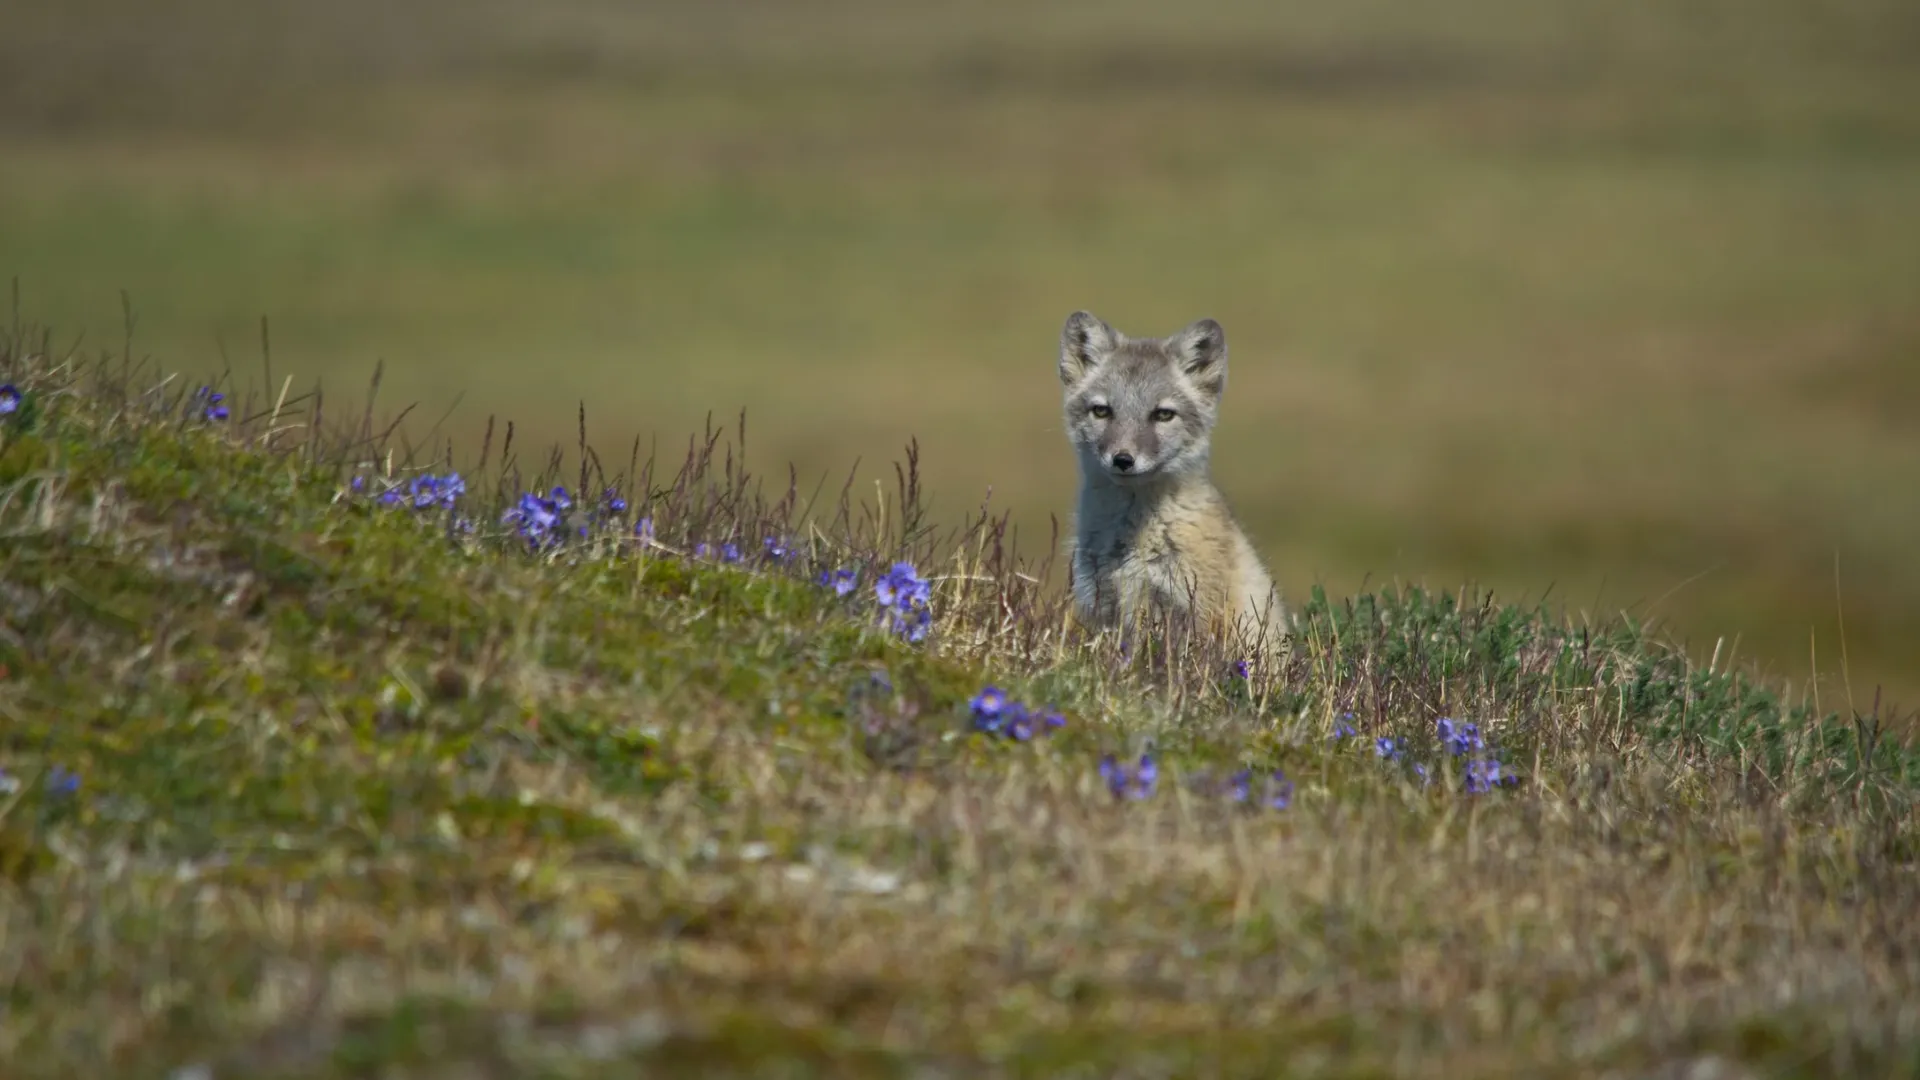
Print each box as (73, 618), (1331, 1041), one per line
(1, 325), (1915, 1078)
(6, 0), (1920, 704)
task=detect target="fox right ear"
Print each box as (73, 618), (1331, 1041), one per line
(1059, 310), (1119, 386)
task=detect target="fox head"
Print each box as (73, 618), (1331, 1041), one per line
(1058, 310), (1229, 485)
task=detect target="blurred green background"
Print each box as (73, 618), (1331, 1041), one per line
(3, 0), (1916, 702)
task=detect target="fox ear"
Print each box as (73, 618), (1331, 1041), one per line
(1060, 310), (1120, 386)
(1168, 318), (1228, 399)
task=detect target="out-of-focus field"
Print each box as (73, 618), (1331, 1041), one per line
(3, 0), (1917, 702)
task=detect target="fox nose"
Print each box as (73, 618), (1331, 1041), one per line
(1110, 452), (1135, 473)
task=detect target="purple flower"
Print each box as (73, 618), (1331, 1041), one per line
(1265, 770), (1294, 810)
(1003, 704), (1037, 741)
(1194, 764), (1293, 809)
(1463, 758), (1516, 794)
(1227, 769), (1253, 803)
(193, 386), (229, 422)
(0, 384), (21, 415)
(1223, 768), (1291, 810)
(1231, 658), (1250, 679)
(634, 517), (655, 543)
(874, 562), (931, 608)
(720, 542), (742, 563)
(1439, 717), (1484, 757)
(967, 686), (1063, 741)
(603, 489), (628, 514)
(820, 567), (858, 596)
(1375, 736), (1400, 761)
(969, 686), (1008, 727)
(1330, 713), (1358, 741)
(407, 472), (464, 511)
(1100, 754), (1159, 801)
(875, 562), (933, 642)
(46, 766), (80, 798)
(502, 490), (568, 548)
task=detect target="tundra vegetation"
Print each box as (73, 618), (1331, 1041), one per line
(0, 322), (1914, 1079)
(6, 0), (1920, 703)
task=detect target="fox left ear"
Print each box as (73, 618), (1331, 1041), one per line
(1168, 318), (1228, 398)
(1060, 310), (1121, 386)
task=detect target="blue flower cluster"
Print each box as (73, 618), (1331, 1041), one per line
(352, 471), (468, 524)
(192, 386), (229, 422)
(873, 561), (932, 643)
(1436, 717), (1517, 792)
(1335, 712), (1519, 794)
(47, 765), (80, 797)
(0, 764), (79, 798)
(1463, 758), (1512, 794)
(1226, 767), (1295, 810)
(967, 685), (1066, 742)
(1099, 754), (1160, 801)
(819, 566), (859, 596)
(501, 486), (577, 549)
(0, 384), (20, 416)
(1437, 717), (1484, 757)
(695, 541), (743, 563)
(493, 485), (645, 549)
(1097, 755), (1295, 810)
(386, 472), (466, 511)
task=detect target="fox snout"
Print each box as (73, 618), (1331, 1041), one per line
(1094, 425), (1157, 478)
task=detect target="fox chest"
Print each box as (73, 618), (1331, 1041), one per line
(1072, 516), (1226, 620)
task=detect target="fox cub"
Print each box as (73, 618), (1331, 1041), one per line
(1057, 310), (1287, 655)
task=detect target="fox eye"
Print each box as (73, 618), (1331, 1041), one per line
(1089, 404), (1112, 419)
(1150, 407), (1177, 423)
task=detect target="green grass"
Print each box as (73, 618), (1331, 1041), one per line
(1, 322), (1916, 1078)
(4, 0), (1920, 705)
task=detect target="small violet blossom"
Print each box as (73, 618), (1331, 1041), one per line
(1437, 717), (1484, 757)
(1099, 754), (1159, 801)
(46, 766), (80, 798)
(968, 685), (1066, 741)
(193, 386), (229, 422)
(501, 487), (572, 549)
(874, 561), (933, 643)
(819, 567), (858, 597)
(1226, 767), (1293, 811)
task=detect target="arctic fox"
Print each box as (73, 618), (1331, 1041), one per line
(1057, 310), (1286, 656)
